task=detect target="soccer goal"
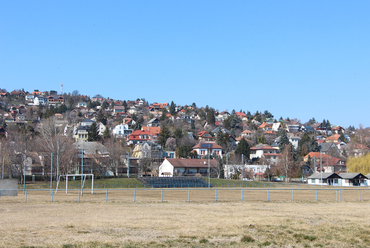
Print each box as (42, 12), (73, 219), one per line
(56, 174), (94, 194)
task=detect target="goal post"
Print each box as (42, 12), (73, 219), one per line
(56, 174), (94, 194)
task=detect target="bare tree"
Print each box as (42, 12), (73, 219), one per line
(35, 118), (76, 178)
(277, 144), (297, 182)
(105, 138), (125, 177)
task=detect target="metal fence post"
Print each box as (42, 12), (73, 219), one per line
(134, 189), (136, 202)
(316, 190), (318, 201)
(106, 189), (108, 202)
(267, 190), (269, 202)
(78, 190), (80, 202)
(359, 189), (361, 201)
(161, 189), (163, 202)
(336, 190), (338, 201)
(215, 189), (217, 202)
(25, 190), (27, 203)
(188, 189), (190, 202)
(241, 189), (243, 202)
(339, 189), (341, 201)
(292, 190), (294, 202)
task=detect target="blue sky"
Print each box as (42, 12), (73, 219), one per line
(1, 1), (370, 128)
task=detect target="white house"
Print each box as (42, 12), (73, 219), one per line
(34, 96), (48, 106)
(250, 145), (280, 165)
(192, 142), (223, 158)
(112, 124), (132, 138)
(307, 173), (341, 186)
(338, 173), (367, 186)
(159, 158), (217, 177)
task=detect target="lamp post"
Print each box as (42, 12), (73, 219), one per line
(208, 147), (210, 188)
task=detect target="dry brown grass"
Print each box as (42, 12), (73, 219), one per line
(1, 189), (370, 247)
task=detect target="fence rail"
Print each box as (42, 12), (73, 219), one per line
(1, 188), (370, 204)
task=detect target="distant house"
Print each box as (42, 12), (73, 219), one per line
(113, 106), (126, 115)
(193, 142), (222, 157)
(286, 122), (300, 133)
(300, 125), (315, 133)
(250, 145), (280, 165)
(76, 102), (87, 108)
(47, 95), (64, 106)
(25, 95), (35, 102)
(141, 126), (161, 137)
(196, 131), (215, 142)
(112, 124), (132, 138)
(241, 130), (253, 139)
(326, 134), (341, 143)
(74, 126), (90, 142)
(287, 133), (301, 149)
(159, 158), (217, 177)
(34, 96), (48, 106)
(147, 118), (160, 127)
(127, 129), (158, 145)
(80, 119), (95, 127)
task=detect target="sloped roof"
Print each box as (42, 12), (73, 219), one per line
(338, 173), (367, 179)
(166, 158), (217, 168)
(193, 142), (222, 149)
(307, 173), (341, 179)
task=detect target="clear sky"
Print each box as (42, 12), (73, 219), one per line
(1, 1), (369, 128)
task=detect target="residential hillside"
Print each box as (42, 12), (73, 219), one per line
(0, 88), (368, 181)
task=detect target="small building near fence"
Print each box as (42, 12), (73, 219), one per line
(307, 172), (368, 186)
(307, 173), (342, 186)
(338, 173), (367, 186)
(159, 158), (217, 177)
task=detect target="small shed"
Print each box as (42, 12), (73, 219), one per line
(307, 173), (341, 186)
(338, 173), (367, 187)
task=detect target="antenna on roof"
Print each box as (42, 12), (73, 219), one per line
(60, 83), (63, 95)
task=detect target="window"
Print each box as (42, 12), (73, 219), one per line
(312, 179), (315, 183)
(334, 179), (338, 183)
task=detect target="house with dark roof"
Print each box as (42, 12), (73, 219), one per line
(307, 173), (342, 186)
(339, 173), (367, 186)
(159, 158), (217, 177)
(193, 142), (222, 158)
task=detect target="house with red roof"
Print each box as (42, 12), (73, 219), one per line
(127, 129), (158, 145)
(325, 134), (341, 143)
(196, 131), (215, 142)
(235, 112), (247, 121)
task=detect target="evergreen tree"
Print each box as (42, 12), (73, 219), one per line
(96, 110), (107, 125)
(177, 145), (193, 158)
(158, 126), (171, 148)
(88, 122), (99, 141)
(278, 130), (290, 151)
(326, 119), (331, 129)
(191, 120), (195, 131)
(309, 136), (320, 152)
(322, 119), (327, 129)
(206, 108), (216, 125)
(169, 101), (176, 116)
(103, 126), (110, 139)
(216, 129), (223, 145)
(235, 138), (250, 159)
(101, 101), (109, 110)
(122, 100), (127, 109)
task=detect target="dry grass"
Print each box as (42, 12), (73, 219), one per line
(1, 189), (370, 247)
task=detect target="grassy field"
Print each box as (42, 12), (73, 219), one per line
(2, 189), (370, 247)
